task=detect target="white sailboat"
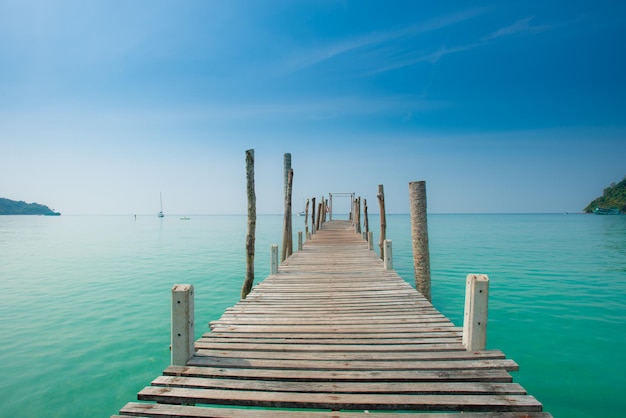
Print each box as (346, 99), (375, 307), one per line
(158, 192), (164, 218)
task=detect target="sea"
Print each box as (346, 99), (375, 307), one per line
(1, 213), (624, 417)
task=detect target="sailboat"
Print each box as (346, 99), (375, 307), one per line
(158, 192), (164, 218)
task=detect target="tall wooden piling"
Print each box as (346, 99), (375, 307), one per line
(281, 154), (293, 261)
(363, 198), (369, 240)
(409, 181), (431, 302)
(304, 198), (310, 238)
(354, 197), (361, 234)
(241, 149), (256, 299)
(329, 193), (333, 221)
(377, 184), (387, 260)
(316, 201), (323, 231)
(281, 167), (294, 262)
(311, 197), (316, 234)
(171, 284), (194, 366)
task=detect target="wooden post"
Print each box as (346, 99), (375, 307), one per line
(409, 181), (432, 302)
(368, 231), (374, 250)
(377, 184), (386, 260)
(325, 199), (328, 222)
(349, 198), (353, 221)
(316, 201), (322, 231)
(311, 197), (316, 235)
(355, 197), (361, 234)
(363, 198), (369, 240)
(462, 274), (490, 351)
(298, 231), (303, 251)
(383, 239), (393, 270)
(171, 284), (194, 366)
(270, 244), (278, 275)
(329, 193), (333, 221)
(241, 149), (256, 299)
(281, 167), (294, 262)
(304, 198), (310, 238)
(283, 153), (291, 196)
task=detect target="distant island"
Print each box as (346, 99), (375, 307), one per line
(0, 197), (61, 216)
(584, 176), (626, 213)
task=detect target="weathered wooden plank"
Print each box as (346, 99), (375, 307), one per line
(209, 324), (459, 333)
(187, 356), (520, 372)
(194, 341), (465, 351)
(192, 349), (507, 362)
(210, 316), (452, 326)
(118, 403), (552, 417)
(217, 311), (448, 319)
(152, 376), (526, 395)
(205, 331), (463, 339)
(164, 365), (515, 382)
(138, 386), (543, 412)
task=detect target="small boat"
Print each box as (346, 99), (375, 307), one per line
(592, 207), (620, 215)
(180, 216), (190, 220)
(297, 211), (305, 216)
(158, 192), (164, 218)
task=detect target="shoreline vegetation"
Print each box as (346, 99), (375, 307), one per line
(584, 175), (626, 214)
(0, 197), (61, 216)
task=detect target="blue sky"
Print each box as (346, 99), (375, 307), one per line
(1, 0), (625, 214)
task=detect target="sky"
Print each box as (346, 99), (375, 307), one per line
(1, 0), (625, 215)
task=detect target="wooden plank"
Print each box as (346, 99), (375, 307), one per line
(209, 324), (459, 333)
(164, 365), (515, 382)
(205, 331), (463, 339)
(199, 333), (461, 341)
(192, 349), (507, 362)
(151, 376), (527, 395)
(194, 341), (465, 351)
(187, 356), (520, 372)
(138, 386), (543, 412)
(118, 403), (553, 417)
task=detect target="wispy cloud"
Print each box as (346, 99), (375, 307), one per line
(280, 8), (488, 74)
(368, 16), (555, 75)
(278, 9), (558, 78)
(482, 16), (552, 41)
(368, 42), (484, 75)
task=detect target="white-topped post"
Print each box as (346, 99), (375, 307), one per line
(270, 244), (279, 274)
(383, 239), (393, 270)
(171, 284), (194, 366)
(462, 274), (490, 351)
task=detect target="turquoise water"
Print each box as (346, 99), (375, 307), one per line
(1, 213), (624, 417)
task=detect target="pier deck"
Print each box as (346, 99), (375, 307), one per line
(115, 220), (550, 417)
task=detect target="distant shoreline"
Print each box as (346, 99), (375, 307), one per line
(0, 197), (61, 216)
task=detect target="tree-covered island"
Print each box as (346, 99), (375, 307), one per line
(0, 197), (61, 215)
(584, 176), (626, 213)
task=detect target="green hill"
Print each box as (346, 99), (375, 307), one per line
(0, 197), (61, 215)
(584, 176), (626, 213)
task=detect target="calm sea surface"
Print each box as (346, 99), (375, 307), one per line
(1, 213), (625, 417)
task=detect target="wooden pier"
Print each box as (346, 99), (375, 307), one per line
(114, 220), (550, 417)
